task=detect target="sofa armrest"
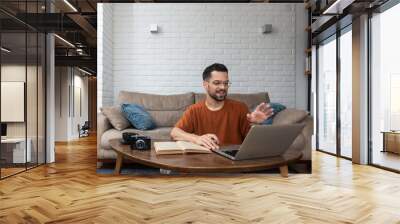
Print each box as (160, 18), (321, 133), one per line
(274, 111), (313, 161)
(97, 112), (112, 152)
(272, 108), (309, 125)
(301, 115), (314, 136)
(298, 115), (313, 161)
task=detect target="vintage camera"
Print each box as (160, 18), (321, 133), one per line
(122, 132), (151, 150)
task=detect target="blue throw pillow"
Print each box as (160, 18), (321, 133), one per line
(121, 104), (156, 130)
(260, 102), (286, 125)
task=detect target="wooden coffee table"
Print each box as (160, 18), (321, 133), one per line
(109, 139), (302, 177)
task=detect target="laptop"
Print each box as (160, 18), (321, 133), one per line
(212, 124), (305, 160)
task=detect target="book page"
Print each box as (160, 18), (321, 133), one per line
(176, 141), (211, 153)
(154, 142), (183, 155)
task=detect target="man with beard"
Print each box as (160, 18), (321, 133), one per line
(170, 63), (274, 150)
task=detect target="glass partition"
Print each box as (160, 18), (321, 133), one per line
(38, 32), (46, 165)
(27, 31), (38, 169)
(0, 1), (46, 179)
(1, 31), (28, 177)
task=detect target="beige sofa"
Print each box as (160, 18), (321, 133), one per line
(97, 91), (313, 172)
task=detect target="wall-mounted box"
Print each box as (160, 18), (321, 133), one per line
(150, 24), (158, 33)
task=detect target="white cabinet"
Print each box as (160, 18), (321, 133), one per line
(1, 138), (32, 163)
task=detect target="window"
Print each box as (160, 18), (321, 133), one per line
(339, 28), (352, 158)
(370, 2), (400, 171)
(316, 26), (353, 159)
(317, 36), (337, 155)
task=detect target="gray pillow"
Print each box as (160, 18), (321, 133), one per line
(272, 108), (308, 125)
(100, 106), (131, 131)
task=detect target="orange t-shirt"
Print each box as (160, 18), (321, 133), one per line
(175, 99), (251, 146)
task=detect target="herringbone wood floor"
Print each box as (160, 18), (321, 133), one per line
(1, 135), (400, 224)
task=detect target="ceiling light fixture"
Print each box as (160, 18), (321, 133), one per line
(63, 0), (78, 12)
(1, 47), (11, 53)
(54, 34), (75, 48)
(78, 67), (92, 76)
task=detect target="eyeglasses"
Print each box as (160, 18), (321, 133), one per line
(209, 80), (232, 87)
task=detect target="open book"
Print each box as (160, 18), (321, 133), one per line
(154, 141), (212, 155)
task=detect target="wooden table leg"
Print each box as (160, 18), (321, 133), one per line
(279, 165), (288, 177)
(114, 153), (123, 175)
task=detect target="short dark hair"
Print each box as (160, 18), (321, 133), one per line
(202, 63), (228, 81)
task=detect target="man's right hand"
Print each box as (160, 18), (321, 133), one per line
(195, 134), (220, 150)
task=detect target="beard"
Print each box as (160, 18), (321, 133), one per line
(208, 89), (227, 101)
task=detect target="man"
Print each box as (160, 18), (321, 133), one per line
(170, 63), (274, 150)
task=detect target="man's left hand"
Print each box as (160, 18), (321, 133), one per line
(246, 102), (274, 124)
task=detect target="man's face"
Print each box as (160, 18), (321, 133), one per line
(203, 71), (230, 102)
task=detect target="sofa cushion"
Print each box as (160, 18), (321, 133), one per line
(101, 127), (173, 150)
(195, 92), (270, 110)
(117, 91), (194, 127)
(100, 106), (131, 131)
(273, 108), (309, 125)
(118, 91), (194, 110)
(121, 104), (156, 130)
(147, 111), (183, 128)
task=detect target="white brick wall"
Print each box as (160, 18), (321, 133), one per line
(99, 3), (307, 108)
(97, 3), (114, 111)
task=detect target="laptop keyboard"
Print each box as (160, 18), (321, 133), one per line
(224, 149), (239, 157)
